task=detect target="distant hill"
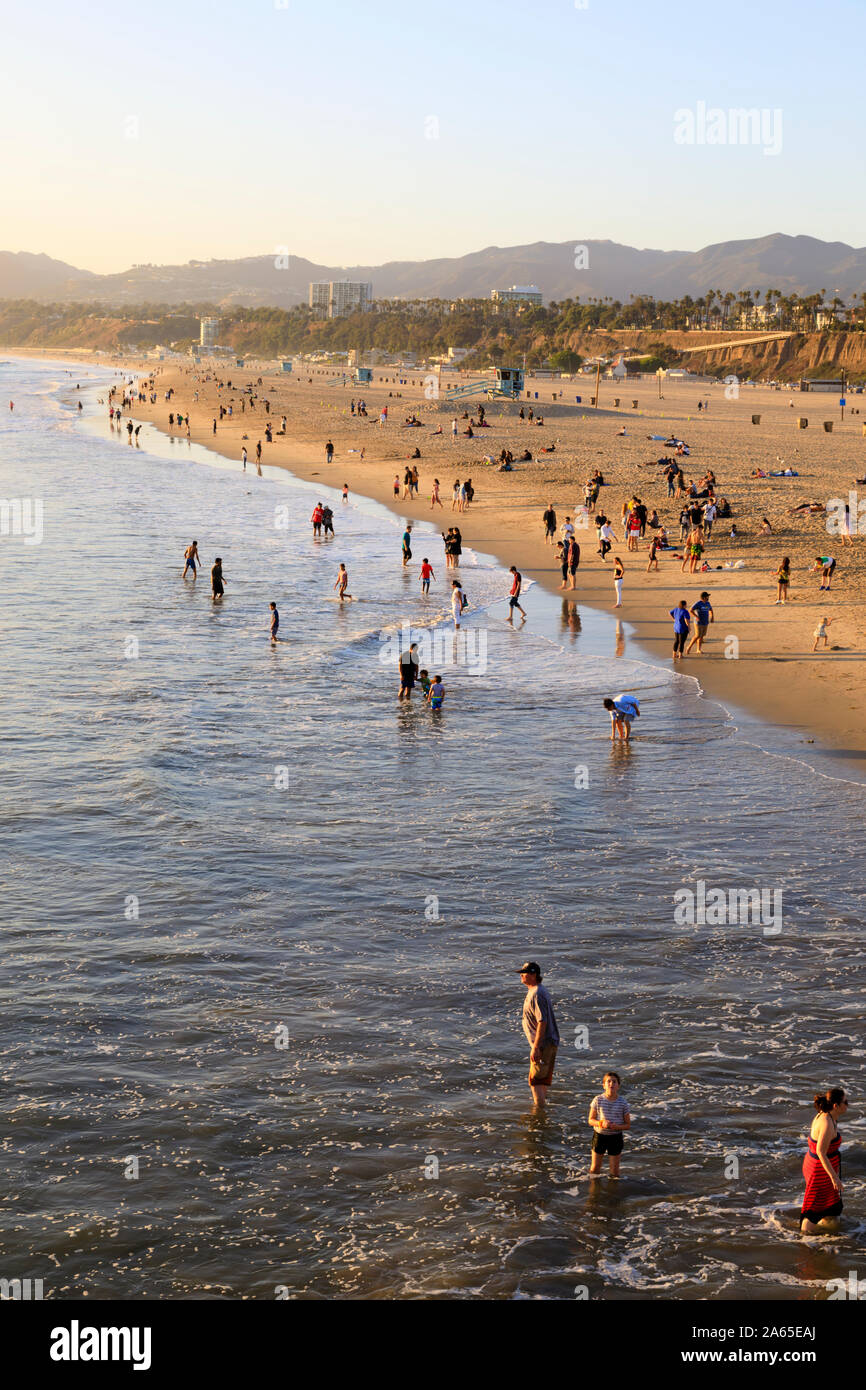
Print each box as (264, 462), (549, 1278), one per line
(0, 251), (96, 298)
(2, 234), (865, 307)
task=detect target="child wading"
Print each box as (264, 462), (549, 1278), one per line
(589, 1072), (631, 1176)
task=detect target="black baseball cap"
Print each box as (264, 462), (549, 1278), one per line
(517, 961), (541, 975)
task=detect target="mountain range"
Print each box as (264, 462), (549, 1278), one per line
(2, 234), (865, 308)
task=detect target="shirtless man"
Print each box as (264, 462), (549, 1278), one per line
(183, 540), (201, 580)
(333, 564), (351, 601)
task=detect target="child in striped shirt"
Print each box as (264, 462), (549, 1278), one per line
(589, 1072), (631, 1177)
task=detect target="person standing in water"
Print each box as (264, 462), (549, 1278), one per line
(269, 602), (279, 644)
(420, 558), (435, 595)
(183, 540), (201, 580)
(506, 566), (526, 624)
(334, 563), (351, 601)
(451, 578), (466, 629)
(589, 1072), (631, 1178)
(401, 523), (413, 567)
(518, 961), (560, 1107)
(426, 674), (445, 710)
(800, 1088), (848, 1234)
(241, 446), (247, 470)
(211, 557), (225, 600)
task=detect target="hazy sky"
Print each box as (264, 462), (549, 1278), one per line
(2, 0), (864, 272)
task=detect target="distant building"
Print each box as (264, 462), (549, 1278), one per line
(200, 317), (219, 348)
(491, 285), (543, 308)
(309, 281), (373, 318)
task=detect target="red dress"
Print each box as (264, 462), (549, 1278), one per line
(800, 1125), (842, 1226)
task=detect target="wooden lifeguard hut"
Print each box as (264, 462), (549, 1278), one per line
(354, 367), (373, 384)
(494, 366), (524, 398)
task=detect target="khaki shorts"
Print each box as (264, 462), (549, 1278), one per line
(529, 1042), (558, 1086)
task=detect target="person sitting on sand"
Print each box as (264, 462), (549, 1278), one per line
(760, 517), (773, 535)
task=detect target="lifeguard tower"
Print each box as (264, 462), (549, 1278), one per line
(494, 366), (524, 399)
(280, 361), (293, 373)
(354, 367), (373, 384)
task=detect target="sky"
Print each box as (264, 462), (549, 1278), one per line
(1, 0), (865, 273)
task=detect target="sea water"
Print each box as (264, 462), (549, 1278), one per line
(0, 358), (862, 1300)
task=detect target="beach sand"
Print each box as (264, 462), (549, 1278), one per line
(19, 349), (866, 772)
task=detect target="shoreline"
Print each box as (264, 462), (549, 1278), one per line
(9, 347), (866, 776)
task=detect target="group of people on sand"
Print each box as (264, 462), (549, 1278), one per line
(517, 965), (850, 1233)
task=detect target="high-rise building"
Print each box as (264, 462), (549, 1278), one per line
(491, 285), (543, 308)
(309, 281), (373, 318)
(200, 317), (219, 348)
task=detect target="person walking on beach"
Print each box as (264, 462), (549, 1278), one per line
(182, 540), (201, 580)
(589, 1072), (631, 1177)
(507, 566), (526, 624)
(646, 533), (661, 572)
(613, 555), (624, 608)
(775, 556), (790, 604)
(670, 599), (691, 660)
(451, 418), (458, 442)
(603, 693), (640, 741)
(402, 523), (413, 566)
(211, 556), (225, 601)
(269, 601), (279, 644)
(543, 504), (557, 544)
(800, 1087), (848, 1234)
(518, 961), (560, 1107)
(597, 517), (616, 561)
(686, 591), (713, 655)
(451, 578), (466, 629)
(451, 480), (461, 511)
(325, 439), (334, 465)
(398, 641), (419, 701)
(431, 478), (442, 509)
(334, 563), (351, 601)
(813, 616), (833, 651)
(342, 483), (349, 504)
(420, 557), (435, 595)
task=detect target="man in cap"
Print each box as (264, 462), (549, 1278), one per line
(517, 962), (560, 1106)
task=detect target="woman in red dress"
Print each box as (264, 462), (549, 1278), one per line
(800, 1087), (848, 1234)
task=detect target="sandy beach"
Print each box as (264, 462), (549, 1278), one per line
(134, 358), (866, 770)
(13, 347), (866, 771)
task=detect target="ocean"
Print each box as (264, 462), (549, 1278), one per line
(0, 357), (862, 1300)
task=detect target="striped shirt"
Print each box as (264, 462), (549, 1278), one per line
(592, 1093), (630, 1127)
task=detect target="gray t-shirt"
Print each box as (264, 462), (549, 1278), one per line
(591, 1093), (630, 1127)
(521, 984), (560, 1048)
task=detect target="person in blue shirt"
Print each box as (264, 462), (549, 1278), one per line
(603, 694), (640, 742)
(686, 591), (714, 655)
(670, 600), (691, 660)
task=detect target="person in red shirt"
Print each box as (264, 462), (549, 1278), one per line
(311, 504), (324, 537)
(507, 566), (526, 624)
(419, 558), (435, 595)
